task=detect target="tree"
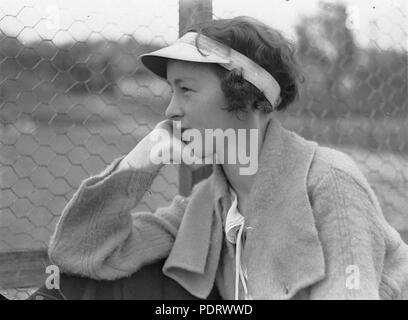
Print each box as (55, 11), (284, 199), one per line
(295, 1), (357, 98)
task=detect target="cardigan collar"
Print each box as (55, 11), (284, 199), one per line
(163, 117), (326, 299)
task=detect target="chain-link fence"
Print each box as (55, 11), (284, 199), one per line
(215, 0), (408, 239)
(281, 1), (408, 242)
(0, 0), (181, 299)
(1, 0), (407, 299)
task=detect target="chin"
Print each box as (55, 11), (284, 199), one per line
(193, 148), (214, 160)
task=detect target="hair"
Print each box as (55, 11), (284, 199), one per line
(182, 16), (303, 115)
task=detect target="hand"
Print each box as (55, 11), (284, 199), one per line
(118, 120), (212, 172)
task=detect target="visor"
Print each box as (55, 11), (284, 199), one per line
(138, 32), (282, 109)
(139, 40), (230, 79)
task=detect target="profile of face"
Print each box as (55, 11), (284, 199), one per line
(166, 59), (262, 164)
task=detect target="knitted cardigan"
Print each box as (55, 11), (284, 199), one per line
(48, 117), (408, 300)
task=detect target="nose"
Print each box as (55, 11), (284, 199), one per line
(165, 94), (184, 120)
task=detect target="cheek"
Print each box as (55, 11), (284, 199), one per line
(186, 94), (225, 127)
(199, 92), (231, 127)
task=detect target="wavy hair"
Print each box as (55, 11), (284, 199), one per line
(182, 16), (303, 115)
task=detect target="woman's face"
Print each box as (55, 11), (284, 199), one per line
(166, 59), (260, 160)
(166, 59), (234, 131)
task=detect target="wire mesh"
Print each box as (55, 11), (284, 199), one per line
(214, 0), (408, 238)
(0, 0), (180, 299)
(0, 0), (407, 299)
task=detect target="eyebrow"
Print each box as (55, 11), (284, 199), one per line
(166, 77), (197, 88)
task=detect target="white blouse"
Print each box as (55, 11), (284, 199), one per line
(224, 187), (252, 300)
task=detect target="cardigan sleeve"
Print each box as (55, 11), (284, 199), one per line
(309, 167), (387, 300)
(48, 156), (189, 280)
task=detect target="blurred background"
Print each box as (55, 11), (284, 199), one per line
(0, 0), (407, 299)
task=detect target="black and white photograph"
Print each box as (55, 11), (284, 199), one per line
(0, 0), (407, 304)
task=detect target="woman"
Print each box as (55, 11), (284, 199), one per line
(37, 16), (408, 300)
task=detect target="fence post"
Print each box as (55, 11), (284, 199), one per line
(178, 0), (213, 196)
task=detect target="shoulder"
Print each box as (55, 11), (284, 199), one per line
(306, 145), (383, 230)
(306, 145), (401, 248)
(307, 146), (369, 193)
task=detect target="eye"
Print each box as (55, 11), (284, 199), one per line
(181, 86), (191, 92)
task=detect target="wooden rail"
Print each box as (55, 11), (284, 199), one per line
(0, 249), (50, 289)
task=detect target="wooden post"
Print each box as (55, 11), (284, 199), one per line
(178, 0), (213, 196)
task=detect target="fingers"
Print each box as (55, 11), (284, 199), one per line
(172, 136), (215, 167)
(155, 119), (173, 130)
(169, 135), (212, 166)
(152, 120), (216, 167)
(169, 136), (185, 164)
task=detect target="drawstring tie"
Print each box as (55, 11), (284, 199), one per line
(225, 187), (250, 300)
